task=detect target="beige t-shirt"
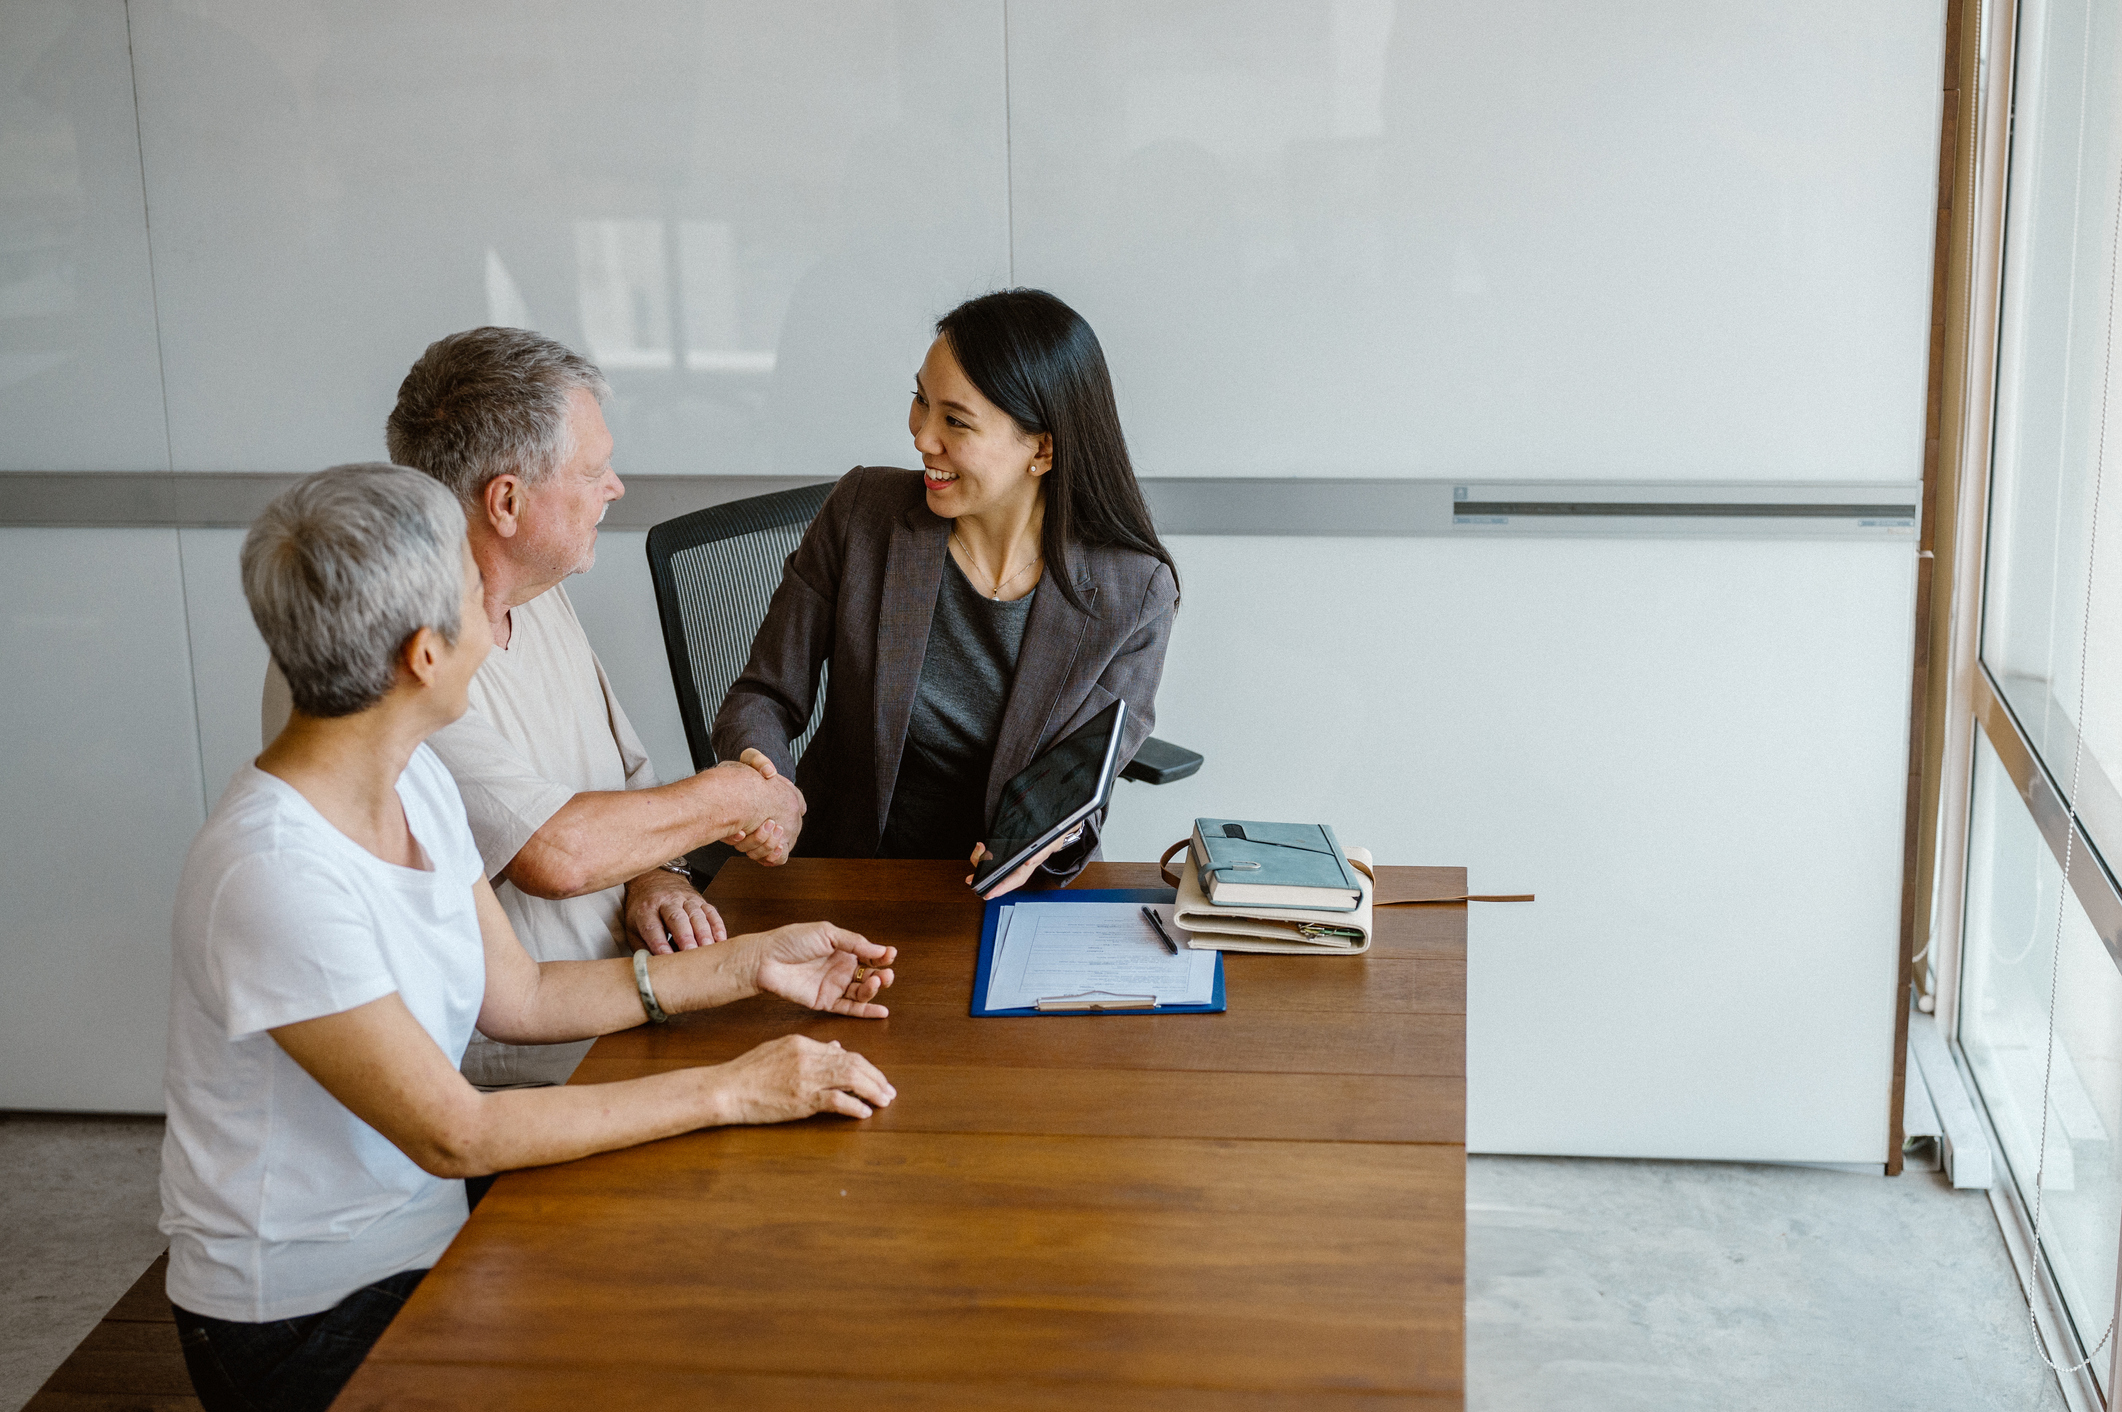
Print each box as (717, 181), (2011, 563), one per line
(261, 585), (659, 1087)
(431, 586), (659, 1086)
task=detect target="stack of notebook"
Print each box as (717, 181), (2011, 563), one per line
(1169, 818), (1377, 955)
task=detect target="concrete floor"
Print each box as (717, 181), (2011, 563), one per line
(0, 1116), (2076, 1411)
(1469, 1154), (2070, 1411)
(0, 1113), (169, 1412)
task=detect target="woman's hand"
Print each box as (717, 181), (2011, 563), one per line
(968, 826), (1083, 898)
(709, 1035), (896, 1123)
(624, 869), (727, 954)
(747, 921), (896, 1017)
(728, 748), (803, 866)
(727, 817), (792, 867)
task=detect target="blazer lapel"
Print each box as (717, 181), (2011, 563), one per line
(984, 569), (1097, 821)
(871, 503), (950, 841)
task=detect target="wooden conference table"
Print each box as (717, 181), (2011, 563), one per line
(335, 858), (1467, 1410)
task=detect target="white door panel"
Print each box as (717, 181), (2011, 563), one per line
(1100, 535), (1914, 1162)
(0, 529), (205, 1112)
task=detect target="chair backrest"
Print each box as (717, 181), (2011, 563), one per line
(645, 481), (836, 773)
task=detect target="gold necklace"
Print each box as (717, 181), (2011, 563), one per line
(951, 531), (1041, 600)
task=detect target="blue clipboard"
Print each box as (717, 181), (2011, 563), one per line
(971, 887), (1227, 1017)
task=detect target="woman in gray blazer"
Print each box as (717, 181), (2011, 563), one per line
(714, 289), (1179, 894)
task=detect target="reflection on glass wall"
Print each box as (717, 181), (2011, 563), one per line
(1961, 730), (2122, 1387)
(121, 0), (1010, 475)
(1007, 0), (1943, 479)
(18, 0), (1942, 478)
(1984, 0), (2122, 833)
(0, 0), (170, 467)
(574, 220), (674, 372)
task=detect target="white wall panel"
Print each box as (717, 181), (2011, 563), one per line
(127, 0), (1010, 478)
(0, 529), (205, 1112)
(176, 527), (269, 807)
(1097, 535), (1915, 1163)
(0, 0), (171, 469)
(1008, 0), (1943, 482)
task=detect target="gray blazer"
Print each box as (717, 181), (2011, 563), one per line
(712, 466), (1178, 879)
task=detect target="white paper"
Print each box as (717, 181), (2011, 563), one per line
(985, 902), (1217, 1010)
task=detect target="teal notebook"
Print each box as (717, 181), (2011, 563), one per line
(1191, 819), (1362, 912)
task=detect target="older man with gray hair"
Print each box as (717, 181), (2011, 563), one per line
(267, 328), (804, 1087)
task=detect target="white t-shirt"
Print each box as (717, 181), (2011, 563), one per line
(159, 745), (486, 1322)
(260, 585), (662, 1086)
(425, 585), (659, 1087)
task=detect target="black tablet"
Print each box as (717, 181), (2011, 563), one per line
(971, 698), (1129, 896)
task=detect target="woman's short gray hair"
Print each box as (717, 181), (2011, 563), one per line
(242, 464), (468, 718)
(385, 327), (610, 503)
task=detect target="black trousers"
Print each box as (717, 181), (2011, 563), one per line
(171, 1267), (426, 1412)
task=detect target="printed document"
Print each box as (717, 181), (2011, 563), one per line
(985, 902), (1217, 1010)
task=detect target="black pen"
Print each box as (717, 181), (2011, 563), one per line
(1140, 905), (1180, 955)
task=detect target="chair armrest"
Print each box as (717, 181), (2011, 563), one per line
(1121, 736), (1204, 786)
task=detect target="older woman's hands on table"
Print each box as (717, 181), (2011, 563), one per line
(711, 1035), (896, 1123)
(746, 921), (896, 1017)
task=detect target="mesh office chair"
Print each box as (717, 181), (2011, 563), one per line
(645, 482), (1203, 877)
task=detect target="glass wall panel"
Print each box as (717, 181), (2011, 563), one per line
(1983, 0), (2122, 863)
(1961, 727), (2122, 1385)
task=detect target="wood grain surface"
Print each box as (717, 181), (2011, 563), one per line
(335, 859), (1467, 1409)
(23, 1251), (202, 1412)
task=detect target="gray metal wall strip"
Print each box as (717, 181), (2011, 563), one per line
(1454, 500), (1917, 519)
(0, 471), (1924, 537)
(1974, 667), (2122, 972)
(1139, 477), (1446, 535)
(0, 473), (832, 531)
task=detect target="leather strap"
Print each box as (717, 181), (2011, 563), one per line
(1158, 838), (1531, 903)
(1159, 838), (1191, 887)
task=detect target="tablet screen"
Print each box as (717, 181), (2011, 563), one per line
(972, 698), (1128, 893)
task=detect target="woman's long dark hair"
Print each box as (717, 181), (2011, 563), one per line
(935, 289), (1176, 614)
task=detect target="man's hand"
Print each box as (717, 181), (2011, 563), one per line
(967, 826), (1083, 899)
(625, 868), (727, 954)
(712, 748), (805, 866)
(745, 921), (895, 1017)
(708, 1035), (896, 1123)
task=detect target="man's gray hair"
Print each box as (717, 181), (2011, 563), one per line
(242, 464), (468, 718)
(385, 327), (610, 504)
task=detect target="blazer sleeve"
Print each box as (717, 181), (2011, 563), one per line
(710, 470), (862, 779)
(1036, 560), (1181, 885)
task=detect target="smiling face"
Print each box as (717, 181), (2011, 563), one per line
(908, 338), (1051, 522)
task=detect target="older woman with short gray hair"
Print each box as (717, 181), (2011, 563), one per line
(161, 464), (895, 1412)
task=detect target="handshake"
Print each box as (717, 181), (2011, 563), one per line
(710, 747), (807, 867)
